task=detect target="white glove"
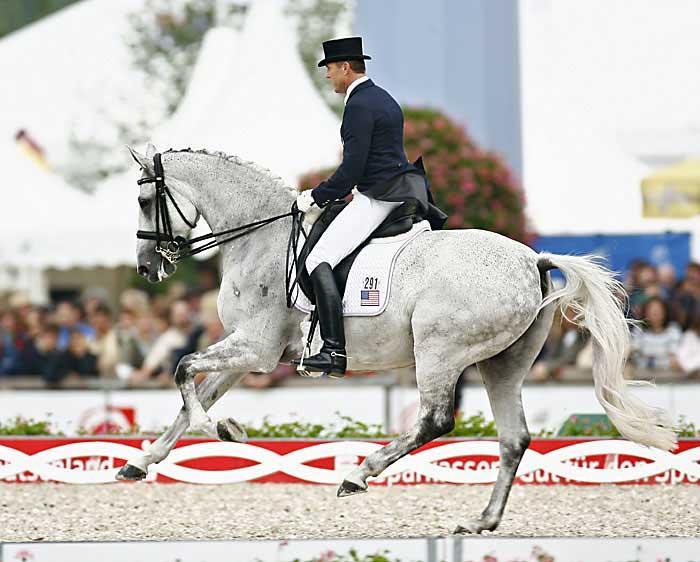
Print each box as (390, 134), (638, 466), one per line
(296, 189), (316, 213)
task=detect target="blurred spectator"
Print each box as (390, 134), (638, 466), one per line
(627, 261), (658, 319)
(676, 312), (700, 377)
(120, 288), (151, 317)
(54, 300), (95, 350)
(657, 263), (678, 300)
(60, 329), (98, 382)
(24, 306), (48, 340)
(81, 287), (110, 318)
(0, 309), (29, 375)
(3, 253), (699, 389)
(531, 307), (589, 382)
(112, 307), (146, 379)
(88, 302), (143, 379)
(669, 263), (700, 330)
(630, 297), (681, 371)
(198, 291), (223, 346)
(20, 323), (63, 385)
(128, 299), (193, 386)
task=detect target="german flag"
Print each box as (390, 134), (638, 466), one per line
(15, 129), (48, 169)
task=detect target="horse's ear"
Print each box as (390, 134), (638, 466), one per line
(126, 145), (151, 171)
(145, 143), (158, 159)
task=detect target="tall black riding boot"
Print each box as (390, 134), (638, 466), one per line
(292, 262), (347, 377)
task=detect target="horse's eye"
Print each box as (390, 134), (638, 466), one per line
(138, 197), (151, 210)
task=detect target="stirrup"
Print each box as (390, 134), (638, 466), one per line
(295, 341), (313, 377)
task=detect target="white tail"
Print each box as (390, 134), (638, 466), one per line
(538, 253), (677, 451)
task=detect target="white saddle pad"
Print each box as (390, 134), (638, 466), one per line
(293, 220), (430, 317)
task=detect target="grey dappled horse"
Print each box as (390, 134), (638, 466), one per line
(117, 144), (676, 534)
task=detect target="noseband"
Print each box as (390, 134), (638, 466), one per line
(135, 152), (301, 264)
(135, 153), (197, 263)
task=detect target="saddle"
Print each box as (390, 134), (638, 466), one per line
(296, 198), (420, 303)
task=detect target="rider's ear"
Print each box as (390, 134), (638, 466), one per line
(126, 145), (152, 171)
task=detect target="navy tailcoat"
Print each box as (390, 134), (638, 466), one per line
(310, 79), (447, 230)
(311, 79), (417, 206)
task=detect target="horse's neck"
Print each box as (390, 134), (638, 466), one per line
(166, 151), (295, 232)
(170, 152), (296, 275)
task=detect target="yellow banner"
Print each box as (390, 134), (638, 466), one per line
(641, 159), (700, 218)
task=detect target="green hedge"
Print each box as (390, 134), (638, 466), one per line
(0, 412), (697, 438)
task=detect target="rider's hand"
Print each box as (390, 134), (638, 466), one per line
(296, 190), (316, 213)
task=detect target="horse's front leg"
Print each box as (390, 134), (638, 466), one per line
(116, 370), (241, 480)
(174, 336), (277, 438)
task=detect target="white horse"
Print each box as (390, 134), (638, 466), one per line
(117, 144), (676, 534)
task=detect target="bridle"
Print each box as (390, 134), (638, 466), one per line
(133, 151), (328, 364)
(135, 153), (301, 265)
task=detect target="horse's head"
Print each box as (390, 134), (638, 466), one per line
(127, 143), (200, 283)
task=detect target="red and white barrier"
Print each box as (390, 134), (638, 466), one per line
(0, 437), (698, 485)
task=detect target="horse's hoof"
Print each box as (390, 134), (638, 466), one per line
(453, 518), (497, 535)
(337, 479), (368, 498)
(116, 464), (147, 481)
(216, 417), (248, 442)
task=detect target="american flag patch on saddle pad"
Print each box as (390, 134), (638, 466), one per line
(361, 290), (380, 306)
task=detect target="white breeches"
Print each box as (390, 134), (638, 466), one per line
(306, 190), (402, 274)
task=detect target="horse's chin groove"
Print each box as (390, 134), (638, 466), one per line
(115, 464), (147, 481)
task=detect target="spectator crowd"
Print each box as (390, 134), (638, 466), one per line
(532, 260), (700, 381)
(3, 259), (700, 388)
(0, 274), (293, 389)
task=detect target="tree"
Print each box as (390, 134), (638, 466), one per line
(285, 0), (352, 116)
(298, 107), (532, 243)
(0, 0), (81, 39)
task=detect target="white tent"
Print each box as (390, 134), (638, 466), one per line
(96, 1), (344, 262)
(0, 0), (153, 167)
(0, 0), (342, 276)
(0, 140), (135, 269)
(150, 0), (342, 186)
(0, 0), (153, 274)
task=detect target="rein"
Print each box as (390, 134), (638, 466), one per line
(135, 153), (306, 309)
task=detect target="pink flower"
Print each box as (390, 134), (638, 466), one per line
(447, 215), (463, 228)
(460, 180), (477, 194)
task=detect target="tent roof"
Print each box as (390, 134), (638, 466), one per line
(0, 140), (136, 268)
(1, 0), (342, 269)
(0, 0), (150, 165)
(150, 0), (342, 186)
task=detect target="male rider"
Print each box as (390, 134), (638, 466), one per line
(292, 37), (444, 377)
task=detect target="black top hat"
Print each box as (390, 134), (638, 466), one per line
(317, 36), (371, 67)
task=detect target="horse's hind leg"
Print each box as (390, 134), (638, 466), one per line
(338, 365), (461, 496)
(454, 301), (555, 534)
(116, 371), (240, 480)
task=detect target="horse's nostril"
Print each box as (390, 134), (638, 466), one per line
(138, 265), (149, 277)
